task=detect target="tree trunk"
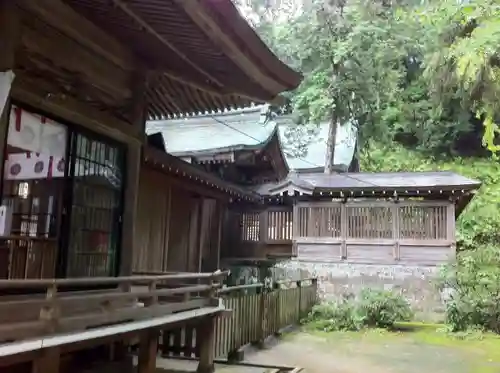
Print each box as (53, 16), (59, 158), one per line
(324, 114), (337, 174)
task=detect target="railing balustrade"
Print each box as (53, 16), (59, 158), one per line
(161, 278), (318, 359)
(0, 271), (228, 344)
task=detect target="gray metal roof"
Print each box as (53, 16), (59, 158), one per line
(146, 105), (357, 169)
(254, 171), (482, 195)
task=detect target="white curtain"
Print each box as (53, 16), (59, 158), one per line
(0, 70), (14, 116)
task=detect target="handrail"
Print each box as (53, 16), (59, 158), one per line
(0, 270), (230, 288)
(218, 283), (263, 294)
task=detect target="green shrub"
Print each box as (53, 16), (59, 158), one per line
(305, 288), (413, 331)
(439, 246), (500, 332)
(356, 288), (413, 328)
(306, 300), (363, 331)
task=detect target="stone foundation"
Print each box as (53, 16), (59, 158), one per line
(273, 260), (447, 316)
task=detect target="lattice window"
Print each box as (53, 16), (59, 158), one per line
(296, 205), (341, 238)
(66, 132), (124, 278)
(346, 206), (393, 239)
(241, 212), (260, 241)
(267, 209), (293, 241)
(399, 205), (447, 240)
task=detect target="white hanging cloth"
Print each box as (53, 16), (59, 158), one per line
(0, 70), (14, 116)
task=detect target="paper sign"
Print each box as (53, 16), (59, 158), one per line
(0, 205), (12, 236)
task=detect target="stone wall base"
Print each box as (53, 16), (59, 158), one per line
(273, 260), (447, 318)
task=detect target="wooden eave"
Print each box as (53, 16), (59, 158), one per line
(261, 128), (289, 180)
(170, 126), (289, 179)
(143, 146), (261, 202)
(60, 0), (302, 116)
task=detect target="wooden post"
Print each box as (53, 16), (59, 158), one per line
(312, 278), (319, 305)
(296, 280), (302, 321)
(137, 330), (158, 373)
(120, 142), (141, 276)
(32, 347), (60, 373)
(0, 0), (19, 193)
(121, 65), (147, 276)
(39, 283), (59, 334)
(196, 317), (216, 373)
(447, 202), (456, 252)
(392, 202), (400, 261)
(340, 203), (347, 259)
(214, 203), (225, 270)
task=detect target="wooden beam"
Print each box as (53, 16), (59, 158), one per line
(130, 65), (149, 135)
(11, 77), (142, 144)
(174, 0), (285, 96)
(0, 0), (20, 72)
(20, 18), (131, 100)
(17, 0), (134, 71)
(110, 0), (223, 88)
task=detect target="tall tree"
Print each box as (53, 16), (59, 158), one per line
(423, 0), (500, 153)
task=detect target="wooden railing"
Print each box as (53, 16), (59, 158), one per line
(161, 278), (318, 359)
(0, 271), (227, 344)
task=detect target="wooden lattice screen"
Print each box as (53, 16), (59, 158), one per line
(294, 201), (452, 241)
(241, 212), (260, 241)
(267, 209), (293, 241)
(240, 208), (293, 242)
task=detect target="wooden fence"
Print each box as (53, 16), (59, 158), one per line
(161, 278), (318, 359)
(0, 271), (227, 344)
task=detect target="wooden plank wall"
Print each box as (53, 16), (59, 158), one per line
(134, 167), (224, 274)
(294, 200), (456, 265)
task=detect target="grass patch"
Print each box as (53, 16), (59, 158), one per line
(301, 322), (500, 373)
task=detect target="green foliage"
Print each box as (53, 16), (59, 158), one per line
(238, 0), (500, 156)
(305, 289), (413, 332)
(361, 143), (500, 250)
(439, 246), (500, 333)
(306, 300), (363, 332)
(356, 288), (414, 328)
(422, 0), (500, 152)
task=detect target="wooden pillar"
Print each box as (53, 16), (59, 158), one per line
(121, 65), (148, 276)
(214, 202), (224, 270)
(340, 203), (347, 259)
(447, 202), (456, 252)
(120, 141), (141, 276)
(187, 196), (202, 272)
(196, 316), (216, 373)
(0, 0), (20, 191)
(32, 347), (60, 373)
(259, 208), (268, 243)
(161, 185), (172, 272)
(137, 330), (158, 373)
(392, 202), (400, 260)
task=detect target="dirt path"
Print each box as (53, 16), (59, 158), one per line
(215, 333), (395, 373)
(215, 331), (485, 373)
(157, 330), (496, 373)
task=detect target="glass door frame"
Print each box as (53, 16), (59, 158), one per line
(1, 101), (127, 278)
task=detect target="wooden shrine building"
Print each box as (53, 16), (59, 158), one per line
(0, 1), (303, 372)
(149, 108), (481, 271)
(253, 171), (481, 265)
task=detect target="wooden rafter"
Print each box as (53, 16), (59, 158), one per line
(110, 0), (224, 89)
(173, 0), (287, 97)
(17, 0), (134, 70)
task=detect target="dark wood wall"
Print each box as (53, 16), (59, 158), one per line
(133, 167), (224, 273)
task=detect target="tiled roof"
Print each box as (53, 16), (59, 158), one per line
(254, 171), (482, 195)
(146, 105), (357, 169)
